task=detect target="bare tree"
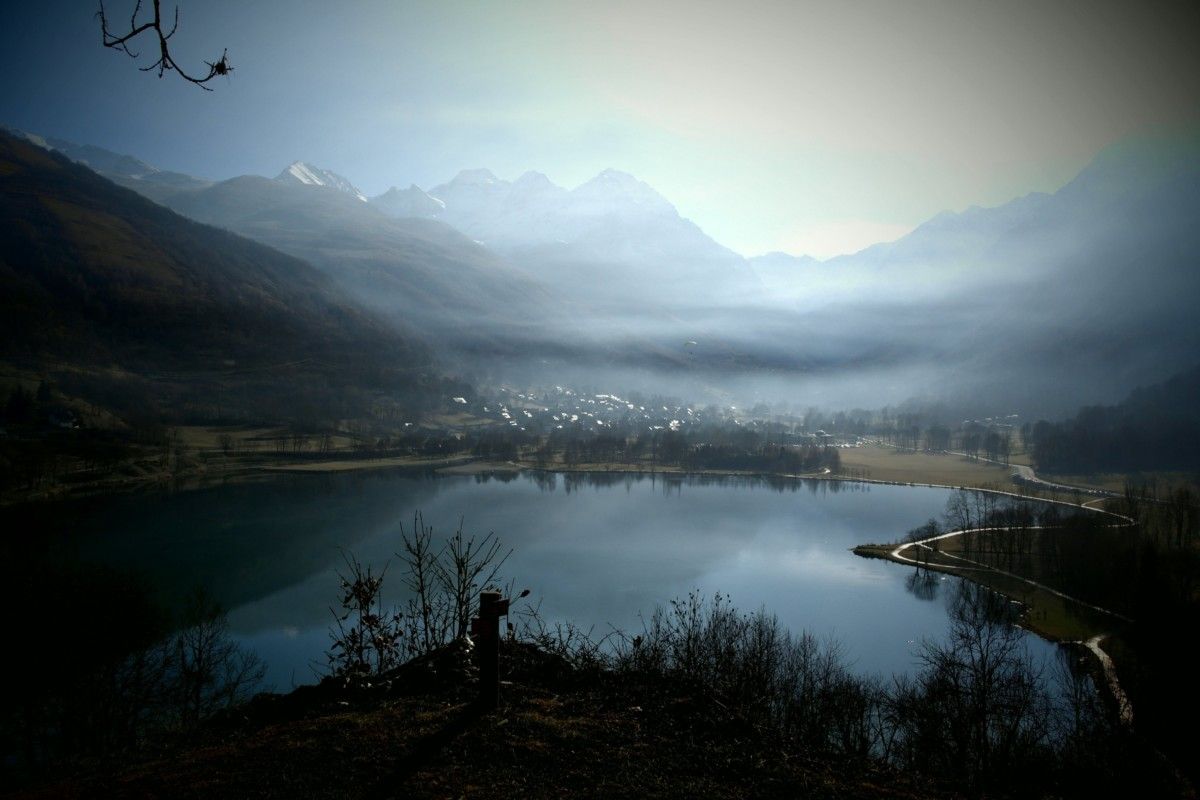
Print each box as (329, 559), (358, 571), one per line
(897, 582), (1053, 792)
(326, 553), (405, 684)
(98, 0), (232, 89)
(172, 588), (264, 731)
(397, 513), (511, 654)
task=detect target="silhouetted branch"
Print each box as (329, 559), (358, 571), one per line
(97, 0), (231, 90)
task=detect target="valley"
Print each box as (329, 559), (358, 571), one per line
(2, 7), (1198, 793)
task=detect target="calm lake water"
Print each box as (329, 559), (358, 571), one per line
(30, 470), (1059, 689)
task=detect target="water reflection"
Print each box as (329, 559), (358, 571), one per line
(466, 468), (874, 497)
(13, 470), (1059, 689)
(905, 569), (943, 602)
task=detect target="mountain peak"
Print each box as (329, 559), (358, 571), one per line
(572, 169), (675, 215)
(370, 183), (445, 218)
(449, 168), (502, 186)
(513, 170), (557, 189)
(594, 167), (638, 182)
(379, 183), (433, 197)
(275, 161), (367, 202)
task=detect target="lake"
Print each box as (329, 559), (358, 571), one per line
(24, 469), (1060, 689)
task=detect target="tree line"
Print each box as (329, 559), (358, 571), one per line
(909, 484), (1200, 789)
(1029, 364), (1200, 474)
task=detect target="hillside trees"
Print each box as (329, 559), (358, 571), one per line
(1029, 365), (1200, 474)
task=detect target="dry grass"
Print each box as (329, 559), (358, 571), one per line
(175, 426), (281, 450)
(1007, 451), (1035, 468)
(838, 445), (1014, 489)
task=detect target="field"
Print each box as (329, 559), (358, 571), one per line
(837, 444), (1015, 489)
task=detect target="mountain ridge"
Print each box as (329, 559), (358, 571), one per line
(275, 161), (367, 202)
(7, 122), (1200, 415)
(0, 129), (434, 422)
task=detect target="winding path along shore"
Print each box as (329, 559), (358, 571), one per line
(483, 447), (1138, 724)
(865, 456), (1136, 725)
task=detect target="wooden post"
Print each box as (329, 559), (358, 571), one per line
(471, 590), (509, 709)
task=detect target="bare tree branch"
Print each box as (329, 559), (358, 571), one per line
(97, 0), (232, 90)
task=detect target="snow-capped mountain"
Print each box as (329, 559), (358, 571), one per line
(569, 169), (676, 217)
(367, 165), (753, 304)
(422, 168), (515, 229)
(371, 166), (739, 265)
(372, 184), (446, 219)
(407, 167), (688, 243)
(275, 161), (367, 202)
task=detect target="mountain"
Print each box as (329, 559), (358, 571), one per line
(822, 130), (1200, 297)
(372, 167), (755, 307)
(162, 173), (567, 358)
(422, 168), (522, 233)
(568, 168), (677, 216)
(275, 161), (367, 202)
(823, 192), (1052, 283)
(0, 129), (431, 422)
(747, 252), (822, 297)
(401, 167), (740, 263)
(372, 184), (445, 219)
(162, 135), (1200, 411)
(9, 121), (1197, 416)
(1, 125), (211, 204)
(799, 129), (1200, 413)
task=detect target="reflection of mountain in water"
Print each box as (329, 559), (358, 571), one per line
(35, 472), (447, 613)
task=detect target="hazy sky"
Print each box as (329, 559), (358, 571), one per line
(2, 0), (1197, 258)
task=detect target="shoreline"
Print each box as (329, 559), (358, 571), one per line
(4, 448), (1136, 726)
(0, 453), (482, 507)
(3, 446), (1107, 512)
(404, 457), (1143, 732)
(849, 473), (1137, 728)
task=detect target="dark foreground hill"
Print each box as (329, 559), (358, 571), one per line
(0, 130), (434, 423)
(19, 642), (936, 800)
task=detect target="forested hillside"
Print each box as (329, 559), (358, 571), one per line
(0, 130), (438, 424)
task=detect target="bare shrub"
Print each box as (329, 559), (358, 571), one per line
(397, 512), (510, 657)
(172, 589), (265, 730)
(326, 554), (405, 685)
